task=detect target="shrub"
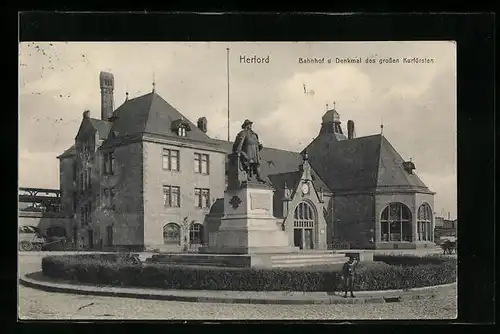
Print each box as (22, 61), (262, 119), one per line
(373, 254), (453, 266)
(41, 254), (456, 292)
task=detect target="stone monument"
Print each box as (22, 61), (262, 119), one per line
(200, 119), (296, 255)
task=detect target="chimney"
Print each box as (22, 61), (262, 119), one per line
(197, 117), (208, 133)
(99, 71), (114, 121)
(347, 120), (355, 139)
(83, 110), (90, 118)
(448, 212), (450, 220)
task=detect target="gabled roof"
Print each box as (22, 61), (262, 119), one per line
(304, 133), (431, 192)
(89, 118), (113, 140)
(268, 171), (302, 193)
(102, 92), (216, 147)
(57, 145), (76, 159)
(267, 168), (328, 195)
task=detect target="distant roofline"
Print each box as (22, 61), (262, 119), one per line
(211, 138), (303, 154)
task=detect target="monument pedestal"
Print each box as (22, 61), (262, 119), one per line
(152, 181), (349, 268)
(199, 182), (297, 255)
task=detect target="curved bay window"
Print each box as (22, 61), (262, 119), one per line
(293, 201), (315, 250)
(189, 223), (204, 245)
(380, 203), (412, 242)
(163, 223), (180, 245)
(417, 203), (433, 241)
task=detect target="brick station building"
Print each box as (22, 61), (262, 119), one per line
(57, 71), (436, 252)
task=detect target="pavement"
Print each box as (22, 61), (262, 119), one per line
(20, 271), (455, 305)
(18, 252), (458, 320)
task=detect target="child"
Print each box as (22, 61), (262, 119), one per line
(342, 255), (359, 298)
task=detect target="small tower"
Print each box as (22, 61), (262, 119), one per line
(319, 102), (347, 140)
(100, 71), (114, 121)
(299, 150), (313, 181)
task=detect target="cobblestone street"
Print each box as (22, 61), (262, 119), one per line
(18, 252), (457, 320)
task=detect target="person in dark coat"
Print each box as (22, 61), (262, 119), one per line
(342, 255), (359, 298)
(232, 119), (265, 182)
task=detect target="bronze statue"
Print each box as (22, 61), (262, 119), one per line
(227, 119), (266, 189)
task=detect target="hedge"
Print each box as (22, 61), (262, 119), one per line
(41, 254), (456, 292)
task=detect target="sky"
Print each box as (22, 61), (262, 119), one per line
(19, 41), (457, 219)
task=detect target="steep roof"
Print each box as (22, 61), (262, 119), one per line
(376, 135), (430, 190)
(89, 118), (113, 140)
(103, 92), (217, 147)
(304, 133), (431, 192)
(57, 145), (76, 159)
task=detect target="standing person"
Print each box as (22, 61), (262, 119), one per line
(342, 255), (359, 298)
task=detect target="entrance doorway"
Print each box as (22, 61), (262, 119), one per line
(293, 201), (316, 250)
(294, 228), (314, 250)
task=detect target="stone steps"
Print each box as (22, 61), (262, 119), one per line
(270, 253), (349, 268)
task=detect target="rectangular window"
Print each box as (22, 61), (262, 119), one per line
(110, 187), (116, 211)
(201, 154), (209, 174)
(79, 172), (84, 194)
(110, 152), (115, 174)
(194, 154), (201, 173)
(163, 149), (180, 171)
(195, 188), (210, 208)
(163, 185), (180, 208)
(163, 186), (170, 207)
(102, 188), (115, 211)
(103, 152), (115, 175)
(194, 153), (210, 174)
(202, 189), (210, 208)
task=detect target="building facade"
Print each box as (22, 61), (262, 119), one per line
(57, 71), (436, 251)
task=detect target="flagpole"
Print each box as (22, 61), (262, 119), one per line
(226, 47), (230, 141)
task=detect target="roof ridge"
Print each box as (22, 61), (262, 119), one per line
(111, 92), (154, 118)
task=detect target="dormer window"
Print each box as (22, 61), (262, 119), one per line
(171, 118), (191, 137)
(402, 160), (416, 174)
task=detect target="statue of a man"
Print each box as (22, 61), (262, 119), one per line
(232, 119), (266, 183)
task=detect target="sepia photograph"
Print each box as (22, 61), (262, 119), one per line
(18, 41), (457, 320)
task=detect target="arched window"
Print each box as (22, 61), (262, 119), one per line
(380, 203), (412, 242)
(163, 223), (180, 245)
(189, 222), (204, 245)
(294, 201), (314, 223)
(293, 201), (315, 250)
(417, 203), (433, 241)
